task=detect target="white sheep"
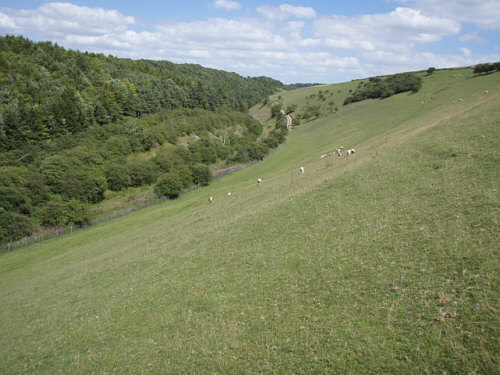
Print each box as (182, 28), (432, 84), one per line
(257, 178), (262, 185)
(458, 98), (463, 102)
(347, 148), (356, 156)
(208, 196), (213, 203)
(484, 90), (489, 94)
(227, 192), (231, 196)
(299, 166), (304, 174)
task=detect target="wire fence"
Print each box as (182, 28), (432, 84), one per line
(0, 138), (288, 254)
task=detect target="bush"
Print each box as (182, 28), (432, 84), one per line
(0, 186), (32, 214)
(37, 201), (67, 226)
(127, 160), (159, 187)
(154, 173), (184, 199)
(154, 149), (184, 173)
(37, 198), (91, 228)
(175, 164), (193, 188)
(190, 164), (211, 186)
(106, 163), (132, 191)
(271, 103), (282, 118)
(65, 199), (91, 226)
(60, 169), (107, 203)
(0, 208), (36, 243)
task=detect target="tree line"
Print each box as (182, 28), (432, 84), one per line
(0, 35), (282, 151)
(343, 73), (423, 105)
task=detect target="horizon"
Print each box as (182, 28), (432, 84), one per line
(0, 1), (499, 84)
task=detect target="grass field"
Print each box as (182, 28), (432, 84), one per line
(0, 68), (499, 374)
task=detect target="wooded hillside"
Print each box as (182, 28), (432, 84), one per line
(0, 35), (285, 243)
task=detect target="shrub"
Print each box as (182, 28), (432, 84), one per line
(65, 199), (91, 226)
(106, 163), (132, 191)
(127, 160), (159, 187)
(154, 173), (184, 199)
(0, 186), (32, 214)
(37, 201), (67, 226)
(0, 208), (36, 243)
(60, 169), (107, 203)
(190, 164), (211, 186)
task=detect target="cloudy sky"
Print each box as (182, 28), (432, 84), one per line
(0, 0), (499, 83)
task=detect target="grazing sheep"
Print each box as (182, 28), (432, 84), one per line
(321, 154), (326, 159)
(208, 196), (213, 203)
(458, 98), (463, 102)
(300, 166), (304, 174)
(227, 192), (231, 196)
(337, 149), (342, 157)
(257, 178), (262, 185)
(484, 90), (489, 94)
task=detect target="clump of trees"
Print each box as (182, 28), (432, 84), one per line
(473, 62), (500, 75)
(343, 73), (423, 105)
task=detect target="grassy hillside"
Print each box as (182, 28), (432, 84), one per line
(0, 68), (498, 374)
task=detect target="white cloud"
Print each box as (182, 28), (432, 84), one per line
(0, 1), (497, 83)
(257, 4), (317, 20)
(312, 7), (460, 52)
(214, 0), (241, 11)
(396, 0), (500, 29)
(1, 2), (135, 37)
(459, 31), (486, 45)
(0, 12), (18, 32)
(460, 47), (472, 57)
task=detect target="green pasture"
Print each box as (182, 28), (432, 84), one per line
(0, 68), (498, 374)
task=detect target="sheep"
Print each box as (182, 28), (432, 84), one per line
(227, 192), (231, 196)
(257, 178), (262, 185)
(347, 148), (356, 156)
(458, 98), (463, 102)
(484, 90), (489, 94)
(321, 154), (326, 159)
(299, 166), (304, 174)
(337, 149), (342, 157)
(208, 196), (213, 203)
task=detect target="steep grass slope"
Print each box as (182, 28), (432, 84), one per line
(0, 68), (498, 374)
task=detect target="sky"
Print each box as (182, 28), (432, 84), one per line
(0, 1), (499, 83)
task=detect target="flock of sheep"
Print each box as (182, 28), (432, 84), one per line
(208, 146), (357, 203)
(320, 146), (356, 159)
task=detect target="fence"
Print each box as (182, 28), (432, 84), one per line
(0, 138), (287, 254)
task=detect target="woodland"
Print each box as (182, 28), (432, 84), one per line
(0, 35), (286, 243)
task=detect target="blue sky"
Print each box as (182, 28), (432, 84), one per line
(0, 1), (499, 83)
